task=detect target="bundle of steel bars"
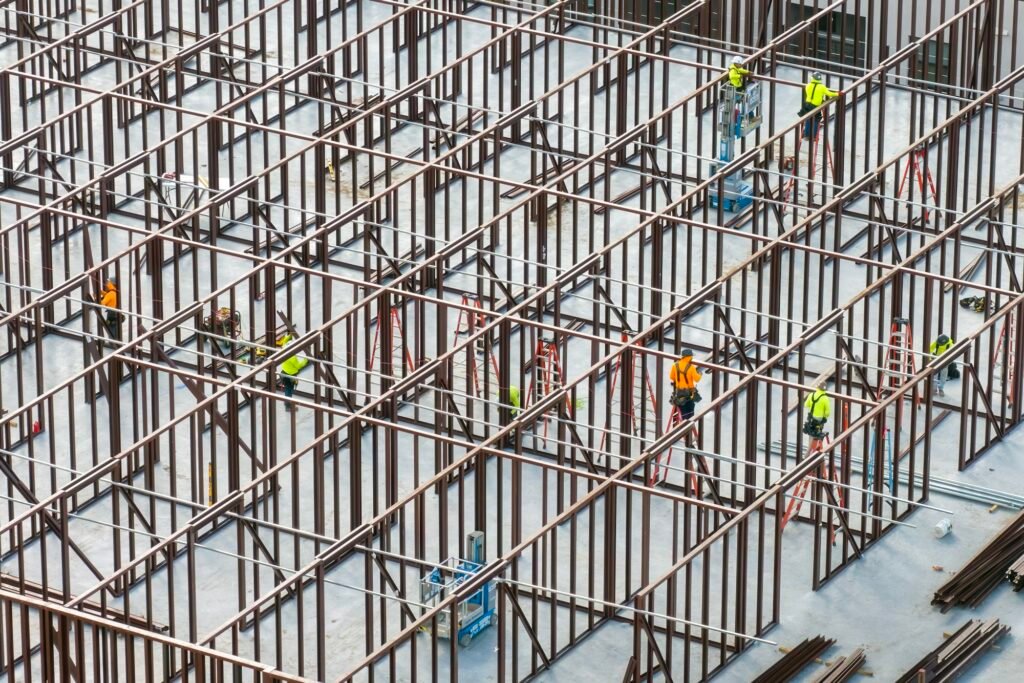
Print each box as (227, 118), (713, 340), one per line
(1008, 553), (1024, 592)
(896, 619), (1009, 682)
(932, 510), (1024, 611)
(811, 648), (867, 683)
(753, 636), (835, 683)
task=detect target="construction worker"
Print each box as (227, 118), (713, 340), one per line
(727, 55), (752, 91)
(930, 334), (957, 396)
(278, 339), (308, 411)
(802, 384), (832, 451)
(669, 349), (704, 420)
(508, 385), (521, 418)
(801, 72), (840, 140)
(98, 277), (121, 340)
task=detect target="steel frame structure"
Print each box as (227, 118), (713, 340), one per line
(0, 0), (1023, 680)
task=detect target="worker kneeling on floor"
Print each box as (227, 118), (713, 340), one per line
(278, 338), (309, 411)
(669, 349), (704, 420)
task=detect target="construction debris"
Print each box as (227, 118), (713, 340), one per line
(1008, 553), (1024, 592)
(932, 509), (1024, 611)
(753, 636), (835, 682)
(895, 619), (1009, 682)
(812, 648), (868, 682)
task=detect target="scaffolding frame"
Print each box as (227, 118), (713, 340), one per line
(1, 0), (1024, 681)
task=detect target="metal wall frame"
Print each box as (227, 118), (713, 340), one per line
(0, 0), (1022, 681)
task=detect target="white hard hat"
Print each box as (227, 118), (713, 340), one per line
(731, 56), (743, 66)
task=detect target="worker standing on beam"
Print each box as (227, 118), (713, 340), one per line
(802, 383), (832, 452)
(98, 277), (121, 340)
(669, 349), (704, 420)
(930, 334), (957, 396)
(727, 55), (753, 92)
(801, 71), (840, 139)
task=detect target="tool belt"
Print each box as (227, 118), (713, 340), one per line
(947, 363), (960, 380)
(802, 416), (826, 438)
(799, 100), (815, 116)
(959, 296), (991, 313)
(671, 387), (701, 407)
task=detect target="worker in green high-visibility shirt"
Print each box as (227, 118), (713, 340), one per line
(802, 384), (832, 452)
(278, 339), (309, 411)
(727, 56), (752, 91)
(930, 334), (957, 396)
(508, 385), (521, 417)
(801, 71), (841, 139)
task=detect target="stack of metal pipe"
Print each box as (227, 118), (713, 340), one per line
(896, 619), (1009, 682)
(811, 648), (867, 683)
(753, 636), (835, 682)
(932, 509), (1024, 611)
(1008, 553), (1024, 592)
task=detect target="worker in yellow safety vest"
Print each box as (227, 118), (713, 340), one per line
(508, 385), (521, 417)
(929, 334), (957, 396)
(802, 385), (832, 451)
(801, 71), (840, 139)
(669, 349), (704, 420)
(727, 56), (752, 91)
(278, 339), (309, 411)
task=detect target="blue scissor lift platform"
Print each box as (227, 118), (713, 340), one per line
(419, 531), (496, 646)
(709, 80), (763, 212)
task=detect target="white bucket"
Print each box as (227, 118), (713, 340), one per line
(934, 518), (953, 538)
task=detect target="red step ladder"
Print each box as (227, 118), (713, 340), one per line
(896, 146), (939, 222)
(782, 112), (835, 204)
(876, 317), (921, 423)
(452, 294), (500, 397)
(648, 404), (705, 492)
(525, 338), (571, 445)
(369, 307), (416, 374)
(994, 310), (1017, 405)
(598, 333), (659, 461)
(780, 435), (845, 545)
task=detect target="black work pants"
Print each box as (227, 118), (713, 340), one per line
(105, 312), (121, 340)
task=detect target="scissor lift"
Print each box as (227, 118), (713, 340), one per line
(419, 531), (496, 646)
(709, 81), (762, 211)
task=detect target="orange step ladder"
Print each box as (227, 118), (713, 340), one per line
(994, 310), (1017, 405)
(896, 146), (939, 222)
(876, 317), (921, 422)
(782, 112), (835, 204)
(369, 307), (416, 374)
(780, 436), (845, 545)
(648, 404), (705, 492)
(452, 294), (500, 397)
(525, 337), (572, 445)
(598, 332), (659, 462)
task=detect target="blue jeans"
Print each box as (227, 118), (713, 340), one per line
(281, 375), (297, 397)
(803, 114), (820, 140)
